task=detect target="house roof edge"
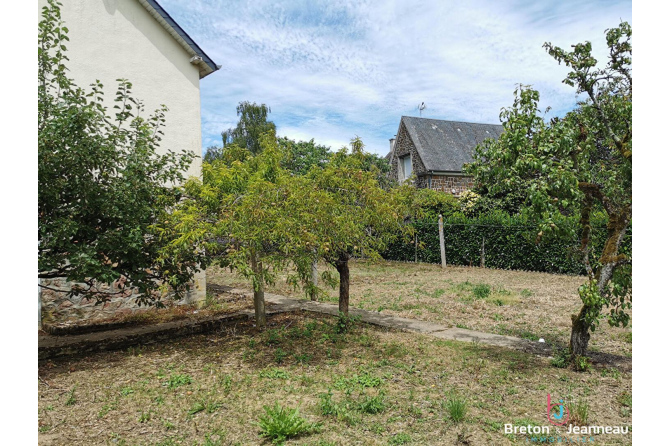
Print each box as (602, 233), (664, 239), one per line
(138, 0), (220, 79)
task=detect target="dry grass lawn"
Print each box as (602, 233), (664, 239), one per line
(208, 260), (632, 358)
(38, 312), (632, 445)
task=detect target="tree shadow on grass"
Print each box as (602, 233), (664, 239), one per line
(38, 311), (361, 379)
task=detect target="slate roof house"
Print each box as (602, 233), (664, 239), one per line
(38, 0), (219, 325)
(388, 116), (504, 196)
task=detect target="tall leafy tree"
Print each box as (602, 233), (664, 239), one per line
(204, 102), (275, 161)
(223, 101), (276, 155)
(277, 137), (332, 175)
(166, 133), (321, 328)
(38, 0), (198, 304)
(466, 23), (632, 357)
(203, 145), (224, 164)
(306, 138), (409, 315)
(169, 135), (409, 321)
(359, 151), (395, 190)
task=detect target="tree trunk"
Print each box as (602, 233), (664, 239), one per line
(254, 275), (266, 329)
(569, 306), (592, 356)
(250, 252), (266, 329)
(569, 208), (630, 356)
(335, 253), (350, 315)
(310, 255), (318, 301)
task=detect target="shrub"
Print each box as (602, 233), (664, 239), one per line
(165, 373), (192, 389)
(274, 348), (289, 364)
(358, 392), (386, 414)
(568, 399), (589, 426)
(472, 284), (491, 299)
(383, 212), (631, 275)
(335, 312), (361, 334)
(259, 368), (289, 379)
(550, 349), (571, 368)
(389, 433), (412, 445)
(444, 395), (468, 422)
(410, 188), (460, 222)
(318, 390), (339, 416)
(617, 391), (632, 408)
(573, 355), (592, 372)
(38, 1), (199, 305)
(258, 403), (320, 444)
(65, 385), (77, 406)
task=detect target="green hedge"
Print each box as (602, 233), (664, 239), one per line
(383, 213), (631, 275)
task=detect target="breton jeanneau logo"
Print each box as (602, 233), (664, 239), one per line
(547, 394), (570, 426)
(505, 394), (629, 438)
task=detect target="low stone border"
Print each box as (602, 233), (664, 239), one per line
(38, 311), (261, 361)
(43, 319), (148, 336)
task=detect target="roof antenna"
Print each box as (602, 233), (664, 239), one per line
(418, 102), (426, 117)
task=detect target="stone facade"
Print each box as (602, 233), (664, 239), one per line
(389, 121), (426, 184)
(389, 121), (473, 196)
(428, 175), (474, 196)
(40, 272), (206, 325)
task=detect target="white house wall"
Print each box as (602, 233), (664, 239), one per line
(38, 0), (203, 179)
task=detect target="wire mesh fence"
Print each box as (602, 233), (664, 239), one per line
(383, 215), (631, 275)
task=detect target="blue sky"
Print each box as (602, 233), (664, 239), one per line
(160, 0), (632, 157)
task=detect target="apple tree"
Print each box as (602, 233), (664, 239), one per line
(466, 23), (632, 357)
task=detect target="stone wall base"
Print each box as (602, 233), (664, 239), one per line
(39, 270), (206, 326)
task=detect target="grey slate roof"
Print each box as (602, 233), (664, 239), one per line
(401, 116), (503, 172)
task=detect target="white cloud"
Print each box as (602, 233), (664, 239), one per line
(161, 0), (631, 156)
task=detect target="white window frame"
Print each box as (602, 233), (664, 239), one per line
(399, 154), (413, 182)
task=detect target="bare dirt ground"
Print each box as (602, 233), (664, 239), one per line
(38, 312), (632, 445)
(208, 260), (632, 358)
